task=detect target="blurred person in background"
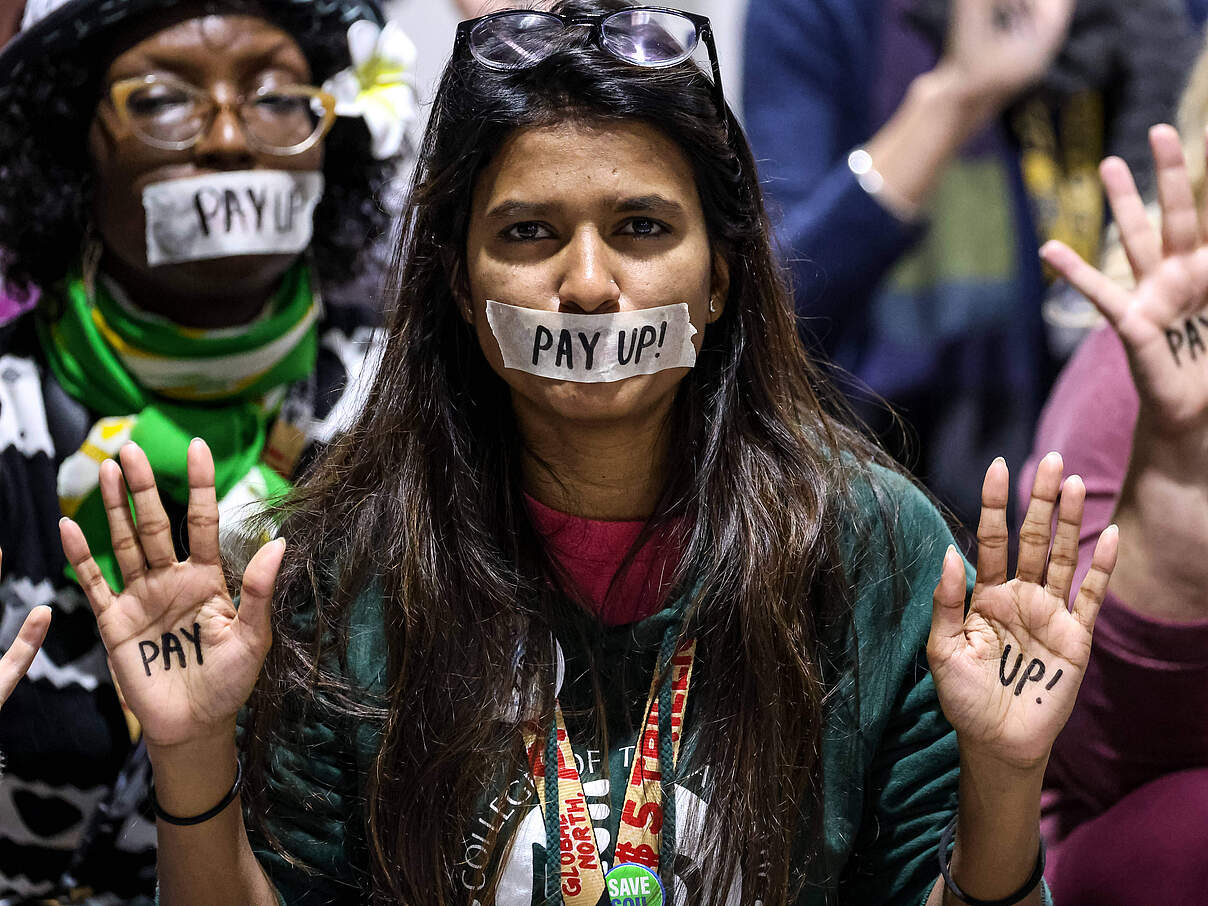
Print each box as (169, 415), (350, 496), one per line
(0, 0), (414, 900)
(1022, 35), (1208, 902)
(743, 0), (1197, 532)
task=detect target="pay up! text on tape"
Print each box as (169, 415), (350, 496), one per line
(143, 170), (325, 266)
(485, 301), (698, 383)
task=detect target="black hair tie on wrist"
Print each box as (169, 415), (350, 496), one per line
(938, 814), (1046, 906)
(151, 759), (242, 827)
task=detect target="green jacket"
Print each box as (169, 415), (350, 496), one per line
(249, 467), (1048, 905)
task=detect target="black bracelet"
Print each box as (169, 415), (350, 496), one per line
(151, 759), (242, 826)
(937, 815), (1046, 906)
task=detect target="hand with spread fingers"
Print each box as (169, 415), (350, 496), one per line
(928, 454), (1119, 771)
(1042, 125), (1208, 433)
(0, 550), (51, 710)
(58, 439), (284, 750)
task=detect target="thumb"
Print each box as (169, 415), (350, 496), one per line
(236, 538), (285, 651)
(928, 546), (968, 662)
(0, 605), (51, 707)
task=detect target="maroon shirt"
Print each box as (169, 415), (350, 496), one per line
(526, 494), (680, 626)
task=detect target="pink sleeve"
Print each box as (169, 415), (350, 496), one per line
(1022, 325), (1208, 842)
(0, 281), (37, 325)
(1020, 324), (1137, 548)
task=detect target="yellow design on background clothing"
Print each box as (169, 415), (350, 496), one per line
(56, 415), (135, 517)
(1015, 91), (1106, 276)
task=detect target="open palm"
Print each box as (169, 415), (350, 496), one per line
(946, 0), (1073, 106)
(928, 455), (1118, 770)
(1043, 125), (1208, 432)
(60, 440), (284, 749)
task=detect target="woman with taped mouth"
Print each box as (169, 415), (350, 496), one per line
(53, 2), (1119, 905)
(0, 0), (409, 899)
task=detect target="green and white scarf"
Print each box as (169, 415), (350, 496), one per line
(37, 263), (320, 589)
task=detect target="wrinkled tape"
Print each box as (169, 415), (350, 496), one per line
(143, 170), (324, 266)
(485, 300), (698, 383)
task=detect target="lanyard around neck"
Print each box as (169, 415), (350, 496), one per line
(522, 635), (697, 905)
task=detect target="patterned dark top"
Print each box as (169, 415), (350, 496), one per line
(0, 300), (380, 903)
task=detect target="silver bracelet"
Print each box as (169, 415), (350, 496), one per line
(847, 147), (885, 195)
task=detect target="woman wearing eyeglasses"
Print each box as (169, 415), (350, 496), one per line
(0, 0), (408, 900)
(59, 2), (1117, 905)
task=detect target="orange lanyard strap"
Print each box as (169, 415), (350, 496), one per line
(523, 637), (697, 905)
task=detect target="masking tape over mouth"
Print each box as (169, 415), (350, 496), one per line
(485, 300), (698, 383)
(142, 170), (325, 266)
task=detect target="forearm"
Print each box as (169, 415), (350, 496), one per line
(150, 731), (279, 906)
(863, 66), (1001, 219)
(925, 752), (1045, 906)
(1110, 412), (1208, 621)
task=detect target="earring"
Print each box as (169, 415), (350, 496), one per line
(709, 296), (718, 314)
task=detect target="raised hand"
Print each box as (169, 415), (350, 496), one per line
(943, 0), (1073, 109)
(0, 550), (51, 709)
(1042, 125), (1208, 434)
(928, 454), (1118, 770)
(59, 440), (284, 750)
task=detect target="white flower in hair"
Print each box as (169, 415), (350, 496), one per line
(20, 0), (73, 29)
(322, 20), (419, 161)
(20, 0), (76, 28)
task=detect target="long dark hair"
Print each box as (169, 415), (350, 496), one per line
(245, 1), (902, 902)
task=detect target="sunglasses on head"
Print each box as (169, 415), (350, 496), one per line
(454, 6), (728, 126)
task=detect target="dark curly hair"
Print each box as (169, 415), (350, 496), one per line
(0, 0), (394, 298)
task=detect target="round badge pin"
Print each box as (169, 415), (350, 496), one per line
(604, 863), (665, 906)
